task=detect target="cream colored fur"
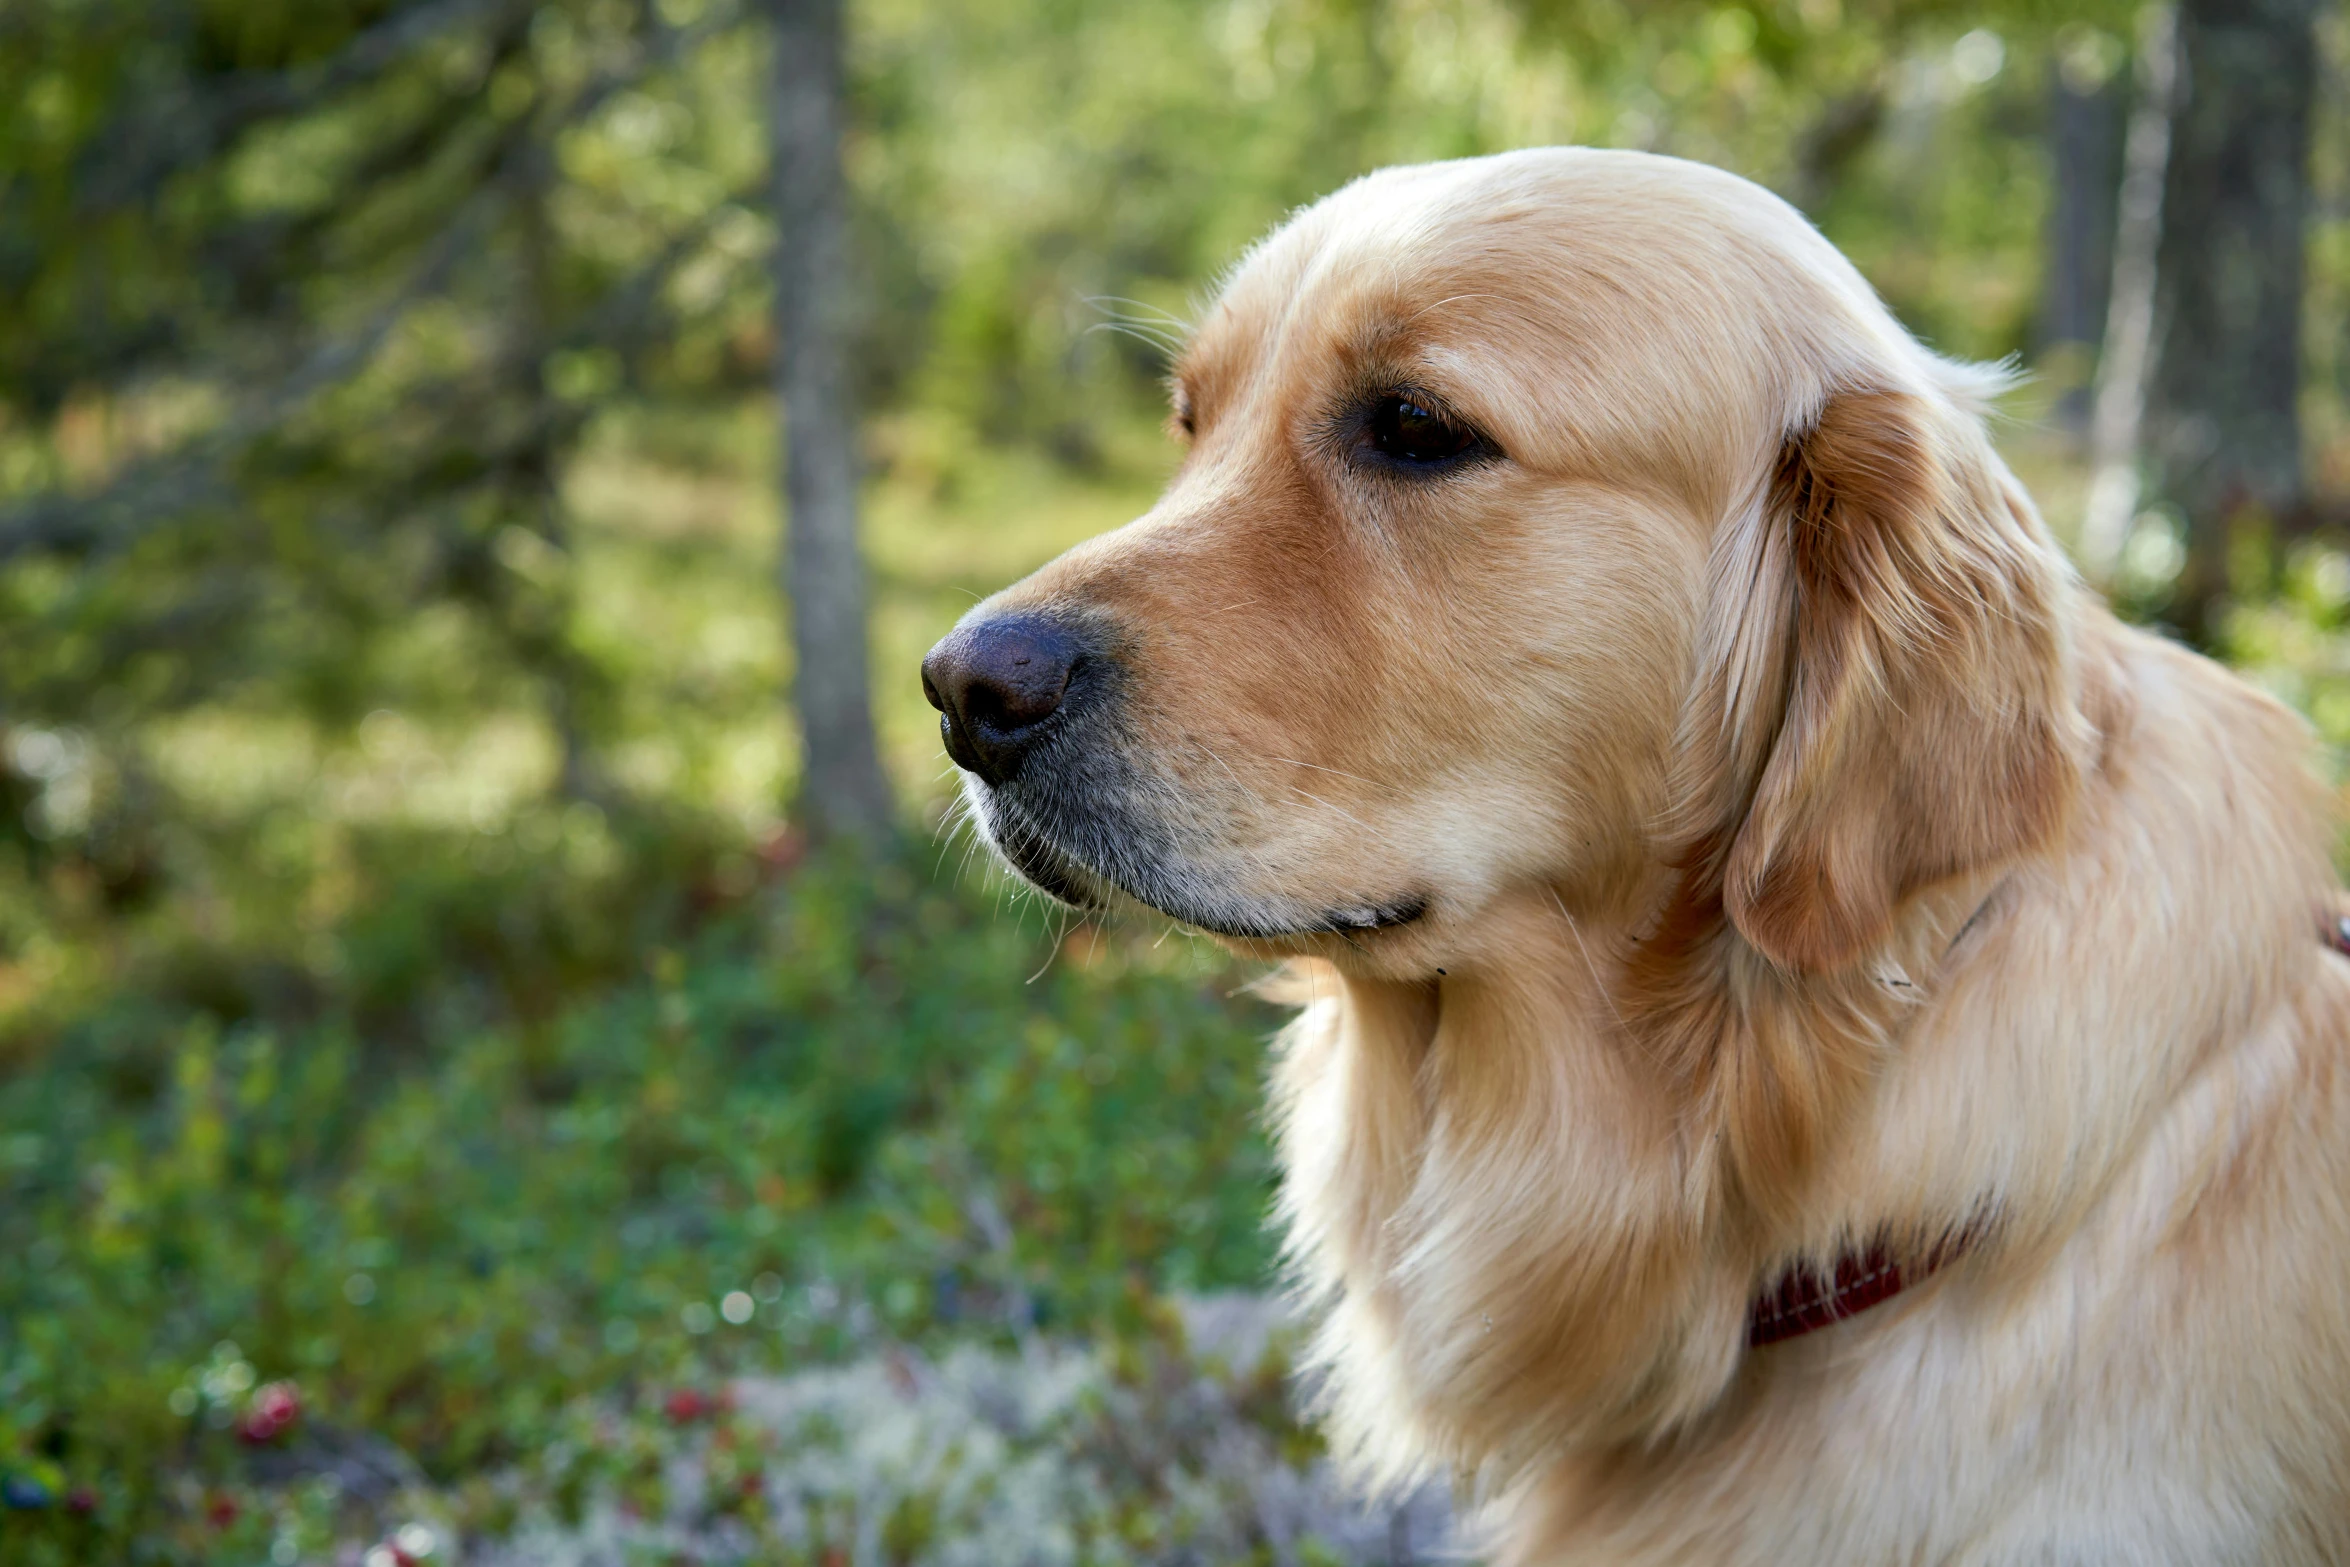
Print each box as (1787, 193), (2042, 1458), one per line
(956, 149), (2350, 1562)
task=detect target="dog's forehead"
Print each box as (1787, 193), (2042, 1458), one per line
(1205, 155), (1835, 379)
(1185, 162), (1570, 385)
(1181, 150), (1852, 476)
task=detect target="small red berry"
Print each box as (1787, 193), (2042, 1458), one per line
(237, 1381), (302, 1445)
(205, 1491), (240, 1528)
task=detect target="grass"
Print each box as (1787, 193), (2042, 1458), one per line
(0, 836), (1290, 1564)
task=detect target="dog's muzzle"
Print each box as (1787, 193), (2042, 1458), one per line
(923, 610), (1428, 941)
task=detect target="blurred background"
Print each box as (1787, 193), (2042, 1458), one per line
(3, 0), (2348, 1561)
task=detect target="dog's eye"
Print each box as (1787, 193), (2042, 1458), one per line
(1366, 395), (1478, 465)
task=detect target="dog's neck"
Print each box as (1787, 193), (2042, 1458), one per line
(1276, 870), (1968, 1481)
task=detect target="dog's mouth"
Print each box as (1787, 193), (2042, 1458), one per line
(1200, 894), (1431, 941)
(974, 779), (1429, 942)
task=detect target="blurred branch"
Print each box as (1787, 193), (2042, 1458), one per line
(1, 0), (755, 568)
(552, 0), (751, 141)
(0, 195), (494, 565)
(1786, 86), (1884, 215)
(39, 0), (744, 411)
(0, 178), (762, 723)
(73, 0), (537, 214)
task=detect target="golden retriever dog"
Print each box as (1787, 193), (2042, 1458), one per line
(920, 148), (2350, 1562)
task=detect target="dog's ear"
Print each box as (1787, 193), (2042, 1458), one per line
(1692, 383), (2083, 973)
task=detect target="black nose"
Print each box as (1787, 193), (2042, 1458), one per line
(922, 614), (1085, 785)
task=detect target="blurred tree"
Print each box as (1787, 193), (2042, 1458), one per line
(2080, 4), (2179, 585)
(767, 0), (892, 842)
(0, 0), (767, 854)
(2038, 25), (2126, 436)
(2145, 0), (2324, 638)
(0, 0), (2340, 972)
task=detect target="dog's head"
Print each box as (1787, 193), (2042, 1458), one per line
(925, 149), (2081, 983)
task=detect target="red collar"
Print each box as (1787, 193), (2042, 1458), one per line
(1755, 913), (2350, 1346)
(1747, 1237), (1964, 1347)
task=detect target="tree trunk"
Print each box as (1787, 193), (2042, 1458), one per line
(515, 154), (605, 804)
(2079, 5), (2181, 585)
(769, 0), (893, 842)
(2038, 54), (2124, 439)
(2144, 0), (2320, 640)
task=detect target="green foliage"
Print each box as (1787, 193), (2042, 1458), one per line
(0, 836), (1282, 1561)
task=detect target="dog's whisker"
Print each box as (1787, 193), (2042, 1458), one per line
(1026, 902), (1074, 985)
(1186, 737), (1253, 797)
(1082, 293), (1194, 331)
(1397, 289), (1508, 329)
(1084, 320), (1186, 356)
(1547, 884), (1634, 1040)
(1268, 755), (1387, 790)
(1287, 785), (1380, 837)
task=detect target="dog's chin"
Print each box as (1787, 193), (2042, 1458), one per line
(968, 781), (1429, 947)
(981, 796), (1112, 912)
